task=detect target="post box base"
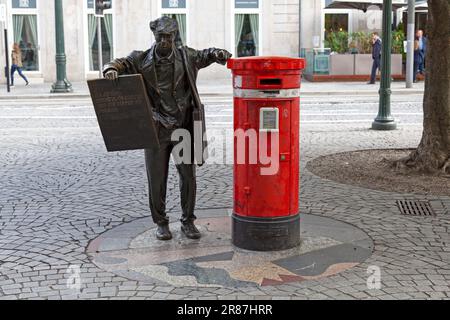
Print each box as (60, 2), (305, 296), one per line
(232, 214), (300, 252)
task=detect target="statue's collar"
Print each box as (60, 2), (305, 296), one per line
(154, 47), (175, 64)
(143, 44), (181, 71)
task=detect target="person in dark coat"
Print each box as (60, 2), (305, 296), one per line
(416, 29), (427, 75)
(368, 32), (382, 84)
(103, 16), (232, 241)
(413, 39), (422, 83)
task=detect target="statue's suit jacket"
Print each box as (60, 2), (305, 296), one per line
(103, 44), (220, 165)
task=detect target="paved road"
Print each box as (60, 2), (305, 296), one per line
(0, 94), (425, 132)
(1, 93), (449, 300)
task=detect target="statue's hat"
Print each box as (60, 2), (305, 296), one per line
(150, 16), (179, 35)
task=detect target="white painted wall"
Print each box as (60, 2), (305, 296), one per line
(3, 0), (390, 84)
(265, 0), (299, 57)
(300, 0), (322, 49)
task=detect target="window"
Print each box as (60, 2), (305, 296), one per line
(416, 12), (428, 34)
(401, 12), (428, 36)
(11, 0), (39, 71)
(12, 14), (38, 71)
(323, 10), (352, 50)
(233, 0), (261, 57)
(86, 0), (114, 71)
(160, 0), (188, 46)
(325, 13), (349, 33)
(87, 14), (113, 71)
(235, 14), (259, 57)
(12, 0), (36, 9)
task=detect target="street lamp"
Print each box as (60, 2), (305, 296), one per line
(405, 0), (415, 88)
(1, 3), (10, 93)
(372, 0), (397, 130)
(51, 0), (72, 93)
(95, 0), (112, 78)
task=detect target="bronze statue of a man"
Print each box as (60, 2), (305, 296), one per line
(103, 16), (232, 241)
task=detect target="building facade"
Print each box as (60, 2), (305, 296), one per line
(0, 0), (412, 85)
(0, 0), (300, 84)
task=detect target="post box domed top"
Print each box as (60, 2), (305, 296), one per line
(227, 56), (305, 71)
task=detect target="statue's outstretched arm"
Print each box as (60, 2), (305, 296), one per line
(186, 47), (232, 70)
(102, 50), (142, 77)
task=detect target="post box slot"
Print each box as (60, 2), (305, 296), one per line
(261, 90), (281, 96)
(259, 78), (282, 86)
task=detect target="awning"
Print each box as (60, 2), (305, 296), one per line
(325, 0), (408, 12)
(413, 1), (428, 11)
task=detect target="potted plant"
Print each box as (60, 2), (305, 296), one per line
(319, 30), (405, 78)
(325, 31), (355, 75)
(391, 29), (405, 75)
(353, 32), (375, 75)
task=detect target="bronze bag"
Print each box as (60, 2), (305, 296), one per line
(180, 48), (208, 166)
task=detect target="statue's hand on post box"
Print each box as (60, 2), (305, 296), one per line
(214, 49), (232, 65)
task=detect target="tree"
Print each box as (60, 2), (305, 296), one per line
(396, 0), (450, 174)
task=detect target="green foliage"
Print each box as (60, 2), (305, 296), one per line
(324, 30), (406, 55)
(392, 30), (405, 54)
(324, 31), (349, 54)
(350, 32), (372, 54)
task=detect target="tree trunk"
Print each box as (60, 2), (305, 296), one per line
(396, 0), (450, 174)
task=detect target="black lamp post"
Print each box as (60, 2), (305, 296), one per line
(51, 0), (72, 93)
(372, 0), (397, 130)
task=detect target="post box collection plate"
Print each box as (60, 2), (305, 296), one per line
(260, 108), (279, 132)
(88, 75), (159, 152)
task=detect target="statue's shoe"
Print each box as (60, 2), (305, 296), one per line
(181, 222), (201, 240)
(156, 224), (172, 241)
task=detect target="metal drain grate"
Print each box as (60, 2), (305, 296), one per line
(396, 200), (436, 217)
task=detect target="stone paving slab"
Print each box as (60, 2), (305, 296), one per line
(1, 94), (449, 300)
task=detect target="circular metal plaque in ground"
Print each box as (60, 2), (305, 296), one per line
(87, 210), (373, 287)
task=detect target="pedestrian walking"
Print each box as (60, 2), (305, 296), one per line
(413, 39), (422, 83)
(416, 29), (427, 75)
(368, 32), (382, 84)
(11, 43), (29, 87)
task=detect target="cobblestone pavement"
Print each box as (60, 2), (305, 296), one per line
(0, 93), (449, 300)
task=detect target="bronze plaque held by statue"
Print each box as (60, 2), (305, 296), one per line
(88, 74), (159, 152)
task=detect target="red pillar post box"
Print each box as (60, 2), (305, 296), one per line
(227, 57), (306, 251)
